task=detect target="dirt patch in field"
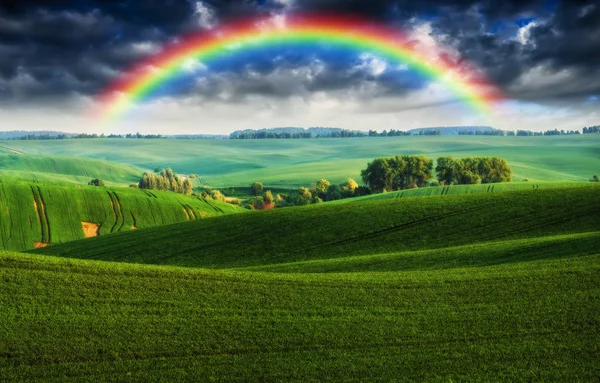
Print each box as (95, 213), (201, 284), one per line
(132, 225), (137, 230)
(34, 242), (47, 248)
(81, 222), (100, 238)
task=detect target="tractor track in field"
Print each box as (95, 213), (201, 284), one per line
(304, 202), (499, 253)
(107, 192), (119, 233)
(112, 192), (126, 231)
(31, 186), (50, 246)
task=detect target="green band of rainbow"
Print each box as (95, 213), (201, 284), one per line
(97, 14), (503, 122)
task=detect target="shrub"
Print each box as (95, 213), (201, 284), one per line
(88, 179), (105, 187)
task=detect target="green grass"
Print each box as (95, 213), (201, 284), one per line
(35, 185), (600, 268)
(0, 153), (144, 186)
(2, 236), (599, 381)
(336, 180), (593, 203)
(3, 135), (599, 187)
(1, 186), (598, 381)
(0, 180), (245, 252)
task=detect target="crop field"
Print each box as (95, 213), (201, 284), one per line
(3, 134), (599, 187)
(36, 186), (600, 267)
(0, 180), (244, 252)
(1, 136), (599, 381)
(335, 180), (593, 203)
(0, 186), (597, 381)
(0, 153), (143, 186)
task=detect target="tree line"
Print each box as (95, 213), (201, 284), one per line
(583, 126), (600, 134)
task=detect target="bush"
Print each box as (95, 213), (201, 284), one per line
(129, 183), (138, 188)
(88, 179), (105, 187)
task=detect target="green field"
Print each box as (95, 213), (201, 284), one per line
(0, 180), (244, 252)
(1, 136), (599, 381)
(3, 135), (599, 187)
(35, 186), (600, 268)
(0, 153), (143, 186)
(0, 186), (596, 381)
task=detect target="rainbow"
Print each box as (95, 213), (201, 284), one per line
(96, 14), (504, 122)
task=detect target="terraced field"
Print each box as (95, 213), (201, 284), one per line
(0, 180), (245, 251)
(0, 186), (597, 381)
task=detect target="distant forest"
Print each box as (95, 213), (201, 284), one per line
(1, 125), (598, 141)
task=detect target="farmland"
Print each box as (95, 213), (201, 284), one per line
(2, 134), (599, 187)
(0, 180), (244, 252)
(0, 153), (143, 186)
(35, 186), (600, 268)
(0, 186), (596, 381)
(1, 135), (599, 381)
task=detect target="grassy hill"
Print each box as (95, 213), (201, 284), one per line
(0, 180), (245, 252)
(3, 186), (599, 380)
(3, 135), (599, 187)
(0, 153), (143, 186)
(334, 180), (593, 203)
(35, 185), (600, 268)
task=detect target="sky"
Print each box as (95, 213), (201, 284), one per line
(0, 0), (599, 134)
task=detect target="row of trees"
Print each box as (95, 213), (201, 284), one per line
(583, 126), (600, 134)
(361, 155), (512, 192)
(138, 168), (193, 195)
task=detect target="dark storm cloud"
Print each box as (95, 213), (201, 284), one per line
(0, 0), (598, 105)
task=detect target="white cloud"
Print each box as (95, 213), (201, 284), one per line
(194, 1), (216, 30)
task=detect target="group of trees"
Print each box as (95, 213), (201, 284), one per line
(361, 155), (434, 193)
(436, 157), (512, 185)
(138, 168), (193, 195)
(361, 155), (512, 192)
(583, 126), (600, 134)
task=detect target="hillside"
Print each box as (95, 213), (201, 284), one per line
(3, 135), (599, 187)
(334, 181), (593, 204)
(35, 185), (600, 268)
(3, 204), (599, 381)
(0, 181), (245, 252)
(0, 152), (143, 186)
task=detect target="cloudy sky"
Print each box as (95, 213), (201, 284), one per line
(0, 0), (598, 134)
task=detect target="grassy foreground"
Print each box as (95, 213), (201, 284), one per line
(2, 242), (599, 381)
(3, 186), (599, 381)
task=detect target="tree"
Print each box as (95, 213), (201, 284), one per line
(251, 182), (263, 196)
(342, 178), (359, 194)
(297, 187), (312, 205)
(315, 179), (331, 197)
(592, 175), (599, 183)
(263, 190), (274, 205)
(88, 178), (105, 187)
(436, 156), (457, 185)
(326, 184), (343, 201)
(183, 179), (193, 195)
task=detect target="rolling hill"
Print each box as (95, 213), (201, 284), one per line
(35, 185), (600, 268)
(0, 152), (143, 186)
(2, 185), (599, 381)
(0, 180), (245, 252)
(3, 135), (599, 187)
